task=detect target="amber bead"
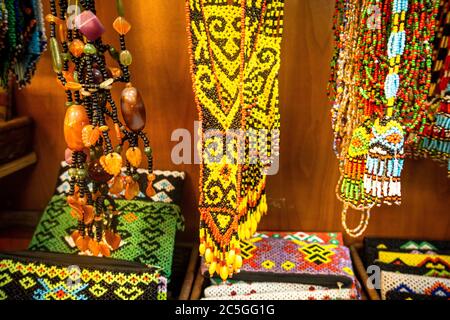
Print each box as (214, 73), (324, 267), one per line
(121, 84), (146, 131)
(108, 67), (122, 79)
(62, 70), (75, 83)
(100, 152), (123, 176)
(109, 176), (124, 194)
(83, 205), (95, 225)
(126, 147), (142, 167)
(76, 236), (90, 252)
(113, 16), (131, 35)
(65, 82), (82, 91)
(82, 124), (100, 147)
(125, 177), (140, 200)
(105, 230), (121, 250)
(146, 173), (156, 197)
(59, 23), (67, 42)
(99, 242), (111, 257)
(71, 230), (80, 243)
(64, 105), (90, 151)
(89, 239), (100, 256)
(45, 14), (62, 24)
(88, 159), (113, 183)
(68, 39), (84, 57)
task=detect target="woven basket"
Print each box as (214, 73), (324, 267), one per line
(0, 116), (33, 164)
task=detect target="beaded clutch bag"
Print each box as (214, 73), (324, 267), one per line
(0, 251), (167, 300)
(202, 237), (357, 288)
(29, 195), (183, 279)
(203, 281), (359, 300)
(202, 288), (357, 300)
(381, 271), (450, 300)
(364, 237), (450, 265)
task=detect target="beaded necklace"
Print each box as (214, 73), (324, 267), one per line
(47, 0), (154, 257)
(186, 0), (284, 280)
(0, 0), (46, 88)
(363, 0), (408, 207)
(419, 5), (450, 176)
(330, 0), (445, 237)
(335, 0), (389, 237)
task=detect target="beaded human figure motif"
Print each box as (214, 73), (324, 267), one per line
(186, 0), (284, 280)
(363, 0), (408, 206)
(47, 0), (155, 257)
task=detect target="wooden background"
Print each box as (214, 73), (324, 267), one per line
(1, 0), (448, 244)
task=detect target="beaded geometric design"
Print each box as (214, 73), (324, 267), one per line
(202, 237), (357, 288)
(378, 251), (450, 272)
(300, 244), (335, 265)
(364, 237), (450, 266)
(186, 0), (284, 273)
(381, 271), (450, 300)
(254, 231), (344, 246)
(28, 195), (183, 278)
(0, 257), (166, 300)
(55, 162), (186, 206)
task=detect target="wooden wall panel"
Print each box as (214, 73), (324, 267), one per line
(1, 0), (448, 244)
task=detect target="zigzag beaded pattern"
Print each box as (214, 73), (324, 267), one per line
(28, 195), (183, 278)
(0, 257), (166, 300)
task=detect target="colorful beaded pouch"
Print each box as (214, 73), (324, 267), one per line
(203, 281), (360, 300)
(0, 251), (167, 300)
(363, 237), (450, 265)
(202, 237), (357, 288)
(375, 251), (450, 278)
(202, 288), (358, 300)
(29, 195), (183, 279)
(381, 271), (450, 300)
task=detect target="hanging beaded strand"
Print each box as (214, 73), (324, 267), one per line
(363, 0), (408, 206)
(46, 0), (154, 256)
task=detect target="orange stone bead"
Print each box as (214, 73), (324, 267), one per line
(108, 67), (122, 79)
(45, 14), (62, 24)
(126, 147), (142, 167)
(100, 153), (123, 176)
(105, 230), (121, 250)
(69, 39), (85, 58)
(88, 239), (100, 256)
(64, 104), (90, 151)
(65, 81), (82, 91)
(75, 236), (90, 252)
(113, 16), (131, 35)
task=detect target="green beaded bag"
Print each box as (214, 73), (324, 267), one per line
(29, 195), (183, 279)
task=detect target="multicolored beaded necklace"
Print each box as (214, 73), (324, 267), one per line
(330, 0), (442, 237)
(0, 0), (47, 88)
(186, 0), (284, 280)
(47, 0), (155, 256)
(418, 2), (450, 176)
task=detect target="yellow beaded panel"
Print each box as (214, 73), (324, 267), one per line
(186, 0), (284, 280)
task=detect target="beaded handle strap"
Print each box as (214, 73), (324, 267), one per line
(341, 203), (371, 238)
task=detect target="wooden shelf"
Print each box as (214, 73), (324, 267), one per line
(0, 152), (37, 179)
